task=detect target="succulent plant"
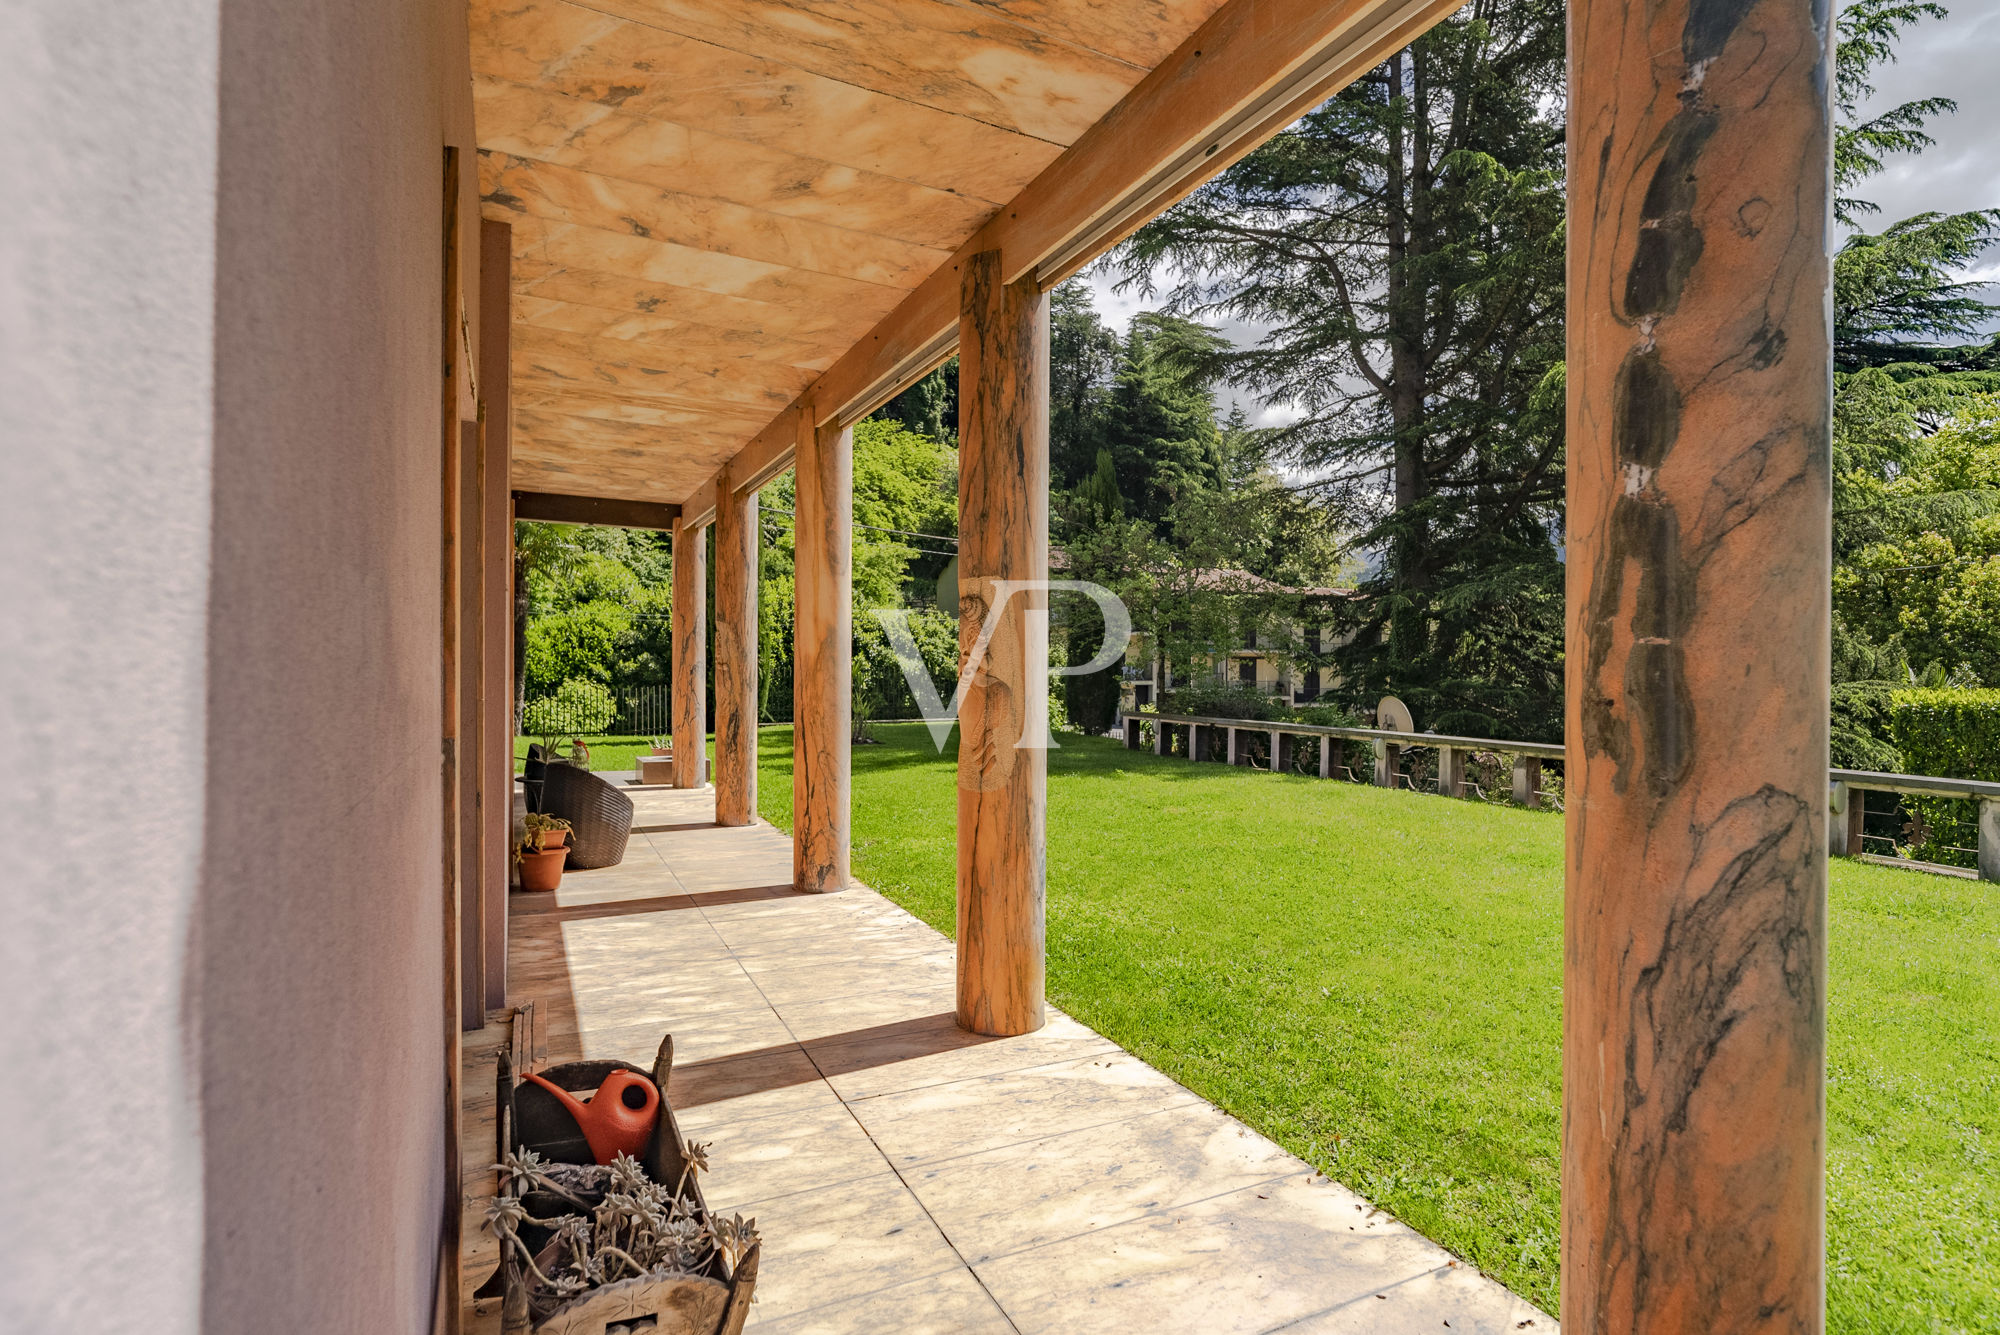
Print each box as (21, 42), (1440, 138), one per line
(484, 1146), (758, 1323)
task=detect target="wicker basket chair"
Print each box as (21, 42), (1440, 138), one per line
(540, 762), (635, 870)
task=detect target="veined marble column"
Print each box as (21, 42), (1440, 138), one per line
(955, 249), (1048, 1038)
(671, 520), (707, 790)
(713, 471), (758, 827)
(1564, 0), (1832, 1326)
(793, 411), (851, 892)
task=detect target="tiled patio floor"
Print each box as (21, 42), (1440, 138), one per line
(508, 785), (1554, 1335)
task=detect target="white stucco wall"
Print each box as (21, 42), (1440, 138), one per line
(2, 2), (480, 1331)
(198, 2), (479, 1330)
(0, 3), (219, 1331)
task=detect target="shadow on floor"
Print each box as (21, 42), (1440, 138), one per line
(671, 1013), (996, 1108)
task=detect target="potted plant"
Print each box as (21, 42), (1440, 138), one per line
(515, 816), (572, 893)
(649, 736), (673, 756)
(525, 812), (571, 851)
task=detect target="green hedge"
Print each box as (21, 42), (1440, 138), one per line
(1885, 688), (1999, 868)
(1888, 688), (2000, 782)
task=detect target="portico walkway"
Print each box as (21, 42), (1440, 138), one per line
(508, 786), (1552, 1334)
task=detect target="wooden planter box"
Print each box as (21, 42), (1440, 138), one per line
(500, 1036), (759, 1335)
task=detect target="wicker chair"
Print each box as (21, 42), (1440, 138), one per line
(541, 762), (635, 870)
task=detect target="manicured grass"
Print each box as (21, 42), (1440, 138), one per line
(755, 723), (1998, 1329)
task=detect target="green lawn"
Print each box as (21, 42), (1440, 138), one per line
(754, 722), (1998, 1330)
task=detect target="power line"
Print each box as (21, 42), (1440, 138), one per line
(759, 502), (959, 547)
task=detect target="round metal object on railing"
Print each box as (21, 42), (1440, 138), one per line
(1375, 696), (1414, 733)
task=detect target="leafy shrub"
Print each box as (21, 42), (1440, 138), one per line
(523, 678), (617, 744)
(1160, 682), (1291, 720)
(1831, 680), (1904, 771)
(1293, 702), (1364, 728)
(853, 611), (957, 740)
(1885, 687), (2000, 866)
(1889, 687), (2000, 781)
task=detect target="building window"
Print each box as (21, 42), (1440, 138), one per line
(1301, 668), (1319, 700)
(1134, 683), (1152, 706)
(1238, 658), (1256, 684)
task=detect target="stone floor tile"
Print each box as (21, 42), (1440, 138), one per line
(805, 1008), (1122, 1103)
(762, 983), (962, 1047)
(973, 1172), (1483, 1335)
(746, 1267), (1015, 1335)
(570, 1003), (798, 1068)
(703, 1173), (968, 1321)
(747, 953), (957, 1008)
(506, 808), (1553, 1335)
(670, 1043), (845, 1124)
(686, 1095), (890, 1206)
(846, 1051), (1204, 1169)
(1260, 1261), (1550, 1335)
(905, 1102), (1298, 1262)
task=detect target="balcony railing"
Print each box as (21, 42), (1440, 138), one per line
(1124, 711), (2000, 881)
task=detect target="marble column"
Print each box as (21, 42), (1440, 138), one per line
(671, 520), (707, 790)
(793, 413), (851, 892)
(713, 470), (758, 827)
(955, 249), (1048, 1038)
(1564, 0), (1832, 1325)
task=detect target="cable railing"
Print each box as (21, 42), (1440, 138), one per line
(1126, 711), (2000, 882)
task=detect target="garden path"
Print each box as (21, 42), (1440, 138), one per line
(507, 786), (1554, 1334)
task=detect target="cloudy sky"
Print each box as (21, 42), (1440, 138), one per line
(1084, 0), (2000, 427)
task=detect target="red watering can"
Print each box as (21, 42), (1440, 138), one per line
(523, 1069), (661, 1165)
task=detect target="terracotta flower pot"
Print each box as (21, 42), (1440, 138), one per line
(518, 846), (568, 893)
(537, 828), (569, 849)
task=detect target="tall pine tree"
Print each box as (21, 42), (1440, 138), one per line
(1826, 0), (2000, 765)
(1117, 0), (1567, 738)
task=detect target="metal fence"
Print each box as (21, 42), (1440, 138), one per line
(1127, 711), (2000, 881)
(1831, 769), (2000, 878)
(522, 683), (673, 739)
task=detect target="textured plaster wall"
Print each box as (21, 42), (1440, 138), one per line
(0, 2), (219, 1330)
(0, 0), (480, 1331)
(201, 1), (480, 1331)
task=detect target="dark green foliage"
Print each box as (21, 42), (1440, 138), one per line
(1117, 0), (1568, 739)
(1824, 1), (2000, 766)
(1830, 0), (1998, 372)
(1831, 376), (2000, 760)
(852, 609), (957, 737)
(512, 418), (964, 729)
(522, 542), (677, 709)
(1050, 283), (1119, 489)
(1834, 0), (1957, 225)
(1889, 687), (2000, 782)
(1159, 682), (1293, 721)
(1060, 586), (1123, 736)
(522, 678), (618, 750)
(1835, 212), (2000, 372)
(1101, 314), (1231, 528)
(1884, 686), (2000, 866)
(874, 357), (957, 444)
